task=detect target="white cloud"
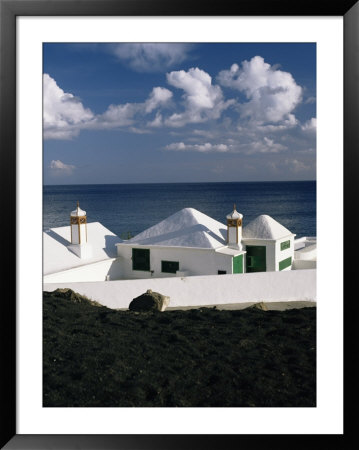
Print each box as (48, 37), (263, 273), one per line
(43, 74), (95, 140)
(44, 57), (314, 165)
(256, 114), (298, 132)
(165, 142), (229, 153)
(97, 86), (172, 128)
(111, 43), (193, 72)
(144, 87), (173, 113)
(165, 142), (187, 151)
(44, 75), (173, 138)
(217, 56), (302, 124)
(97, 102), (138, 127)
(301, 117), (317, 132)
(192, 129), (216, 138)
(128, 127), (152, 135)
(244, 137), (287, 155)
(284, 158), (312, 172)
(164, 67), (234, 127)
(147, 112), (164, 128)
(49, 160), (75, 175)
(164, 136), (286, 155)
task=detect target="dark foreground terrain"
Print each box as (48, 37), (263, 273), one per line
(43, 290), (316, 407)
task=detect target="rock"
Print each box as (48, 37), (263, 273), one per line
(129, 289), (170, 312)
(247, 302), (268, 311)
(49, 288), (101, 306)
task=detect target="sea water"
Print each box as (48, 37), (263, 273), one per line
(43, 181), (316, 239)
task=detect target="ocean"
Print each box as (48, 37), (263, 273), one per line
(43, 181), (316, 239)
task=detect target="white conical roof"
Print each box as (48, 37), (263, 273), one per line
(126, 208), (227, 249)
(242, 215), (292, 240)
(226, 204), (243, 220)
(71, 202), (86, 217)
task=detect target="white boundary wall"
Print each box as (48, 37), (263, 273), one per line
(44, 269), (316, 310)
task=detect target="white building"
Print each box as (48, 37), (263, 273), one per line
(115, 207), (246, 279)
(43, 204), (123, 283)
(292, 236), (317, 270)
(43, 203), (316, 284)
(242, 215), (296, 272)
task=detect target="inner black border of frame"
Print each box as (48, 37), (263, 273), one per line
(1, 0), (357, 448)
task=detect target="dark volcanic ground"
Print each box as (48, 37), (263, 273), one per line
(43, 290), (316, 407)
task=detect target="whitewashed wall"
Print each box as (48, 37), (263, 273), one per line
(242, 236), (295, 272)
(275, 236), (295, 271)
(44, 269), (316, 310)
(43, 258), (121, 283)
(116, 244), (235, 279)
(242, 239), (276, 271)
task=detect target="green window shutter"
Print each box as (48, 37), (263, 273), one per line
(280, 240), (291, 251)
(132, 248), (150, 271)
(233, 254), (243, 274)
(161, 260), (179, 274)
(279, 256), (292, 271)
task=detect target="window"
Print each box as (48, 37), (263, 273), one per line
(161, 260), (179, 274)
(279, 257), (292, 271)
(281, 240), (290, 251)
(132, 248), (150, 271)
(218, 270), (227, 275)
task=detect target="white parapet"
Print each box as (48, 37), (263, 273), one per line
(292, 259), (317, 270)
(294, 236), (317, 251)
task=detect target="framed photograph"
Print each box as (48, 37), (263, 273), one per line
(1, 0), (356, 448)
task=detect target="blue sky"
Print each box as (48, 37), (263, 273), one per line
(43, 43), (316, 184)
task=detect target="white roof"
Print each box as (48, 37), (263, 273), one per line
(43, 222), (122, 275)
(216, 247), (245, 256)
(242, 215), (293, 240)
(123, 208), (227, 249)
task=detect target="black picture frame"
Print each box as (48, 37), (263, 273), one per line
(1, 0), (357, 448)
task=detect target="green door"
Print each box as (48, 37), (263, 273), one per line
(233, 255), (243, 274)
(245, 245), (266, 272)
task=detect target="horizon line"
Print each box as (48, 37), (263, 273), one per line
(44, 179), (316, 187)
